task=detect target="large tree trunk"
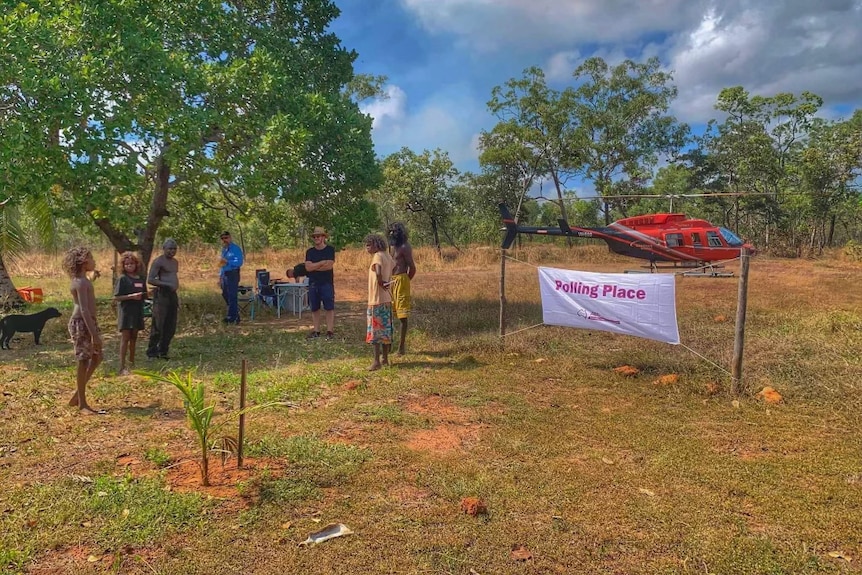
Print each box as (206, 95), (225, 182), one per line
(549, 167), (573, 247)
(827, 214), (836, 247)
(0, 251), (25, 309)
(431, 217), (442, 256)
(89, 151), (172, 270)
(140, 153), (172, 268)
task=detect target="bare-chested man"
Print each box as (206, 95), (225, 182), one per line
(147, 238), (180, 359)
(387, 222), (417, 355)
(64, 247), (104, 415)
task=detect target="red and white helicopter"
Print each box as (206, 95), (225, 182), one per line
(500, 202), (756, 274)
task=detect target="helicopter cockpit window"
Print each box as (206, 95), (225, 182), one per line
(706, 231), (723, 247)
(691, 232), (702, 247)
(719, 227), (744, 247)
(665, 233), (684, 247)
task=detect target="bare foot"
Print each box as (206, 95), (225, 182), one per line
(368, 362), (381, 371)
(80, 406), (108, 415)
(381, 359), (390, 367)
(397, 348), (406, 356)
(69, 393), (79, 407)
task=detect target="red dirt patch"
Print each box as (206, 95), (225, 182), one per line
(756, 386), (783, 404)
(653, 374), (679, 386)
(460, 496), (487, 516)
(161, 456), (285, 500)
(405, 423), (484, 453)
(403, 393), (469, 423)
(613, 365), (640, 377)
(342, 379), (361, 391)
(28, 544), (167, 575)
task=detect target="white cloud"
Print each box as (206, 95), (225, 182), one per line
(667, 2), (862, 122)
(545, 51), (580, 82)
(400, 0), (862, 126)
(360, 85), (407, 130)
(400, 0), (707, 51)
(367, 85), (485, 166)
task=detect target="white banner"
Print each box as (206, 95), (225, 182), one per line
(538, 267), (680, 345)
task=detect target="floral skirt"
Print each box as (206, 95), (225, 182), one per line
(366, 303), (393, 344)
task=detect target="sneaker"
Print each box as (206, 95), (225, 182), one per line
(325, 331), (334, 340)
(306, 331), (320, 340)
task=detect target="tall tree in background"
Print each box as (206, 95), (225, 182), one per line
(0, 0), (379, 267)
(374, 148), (458, 254)
(793, 110), (862, 251)
(570, 57), (688, 224)
(486, 67), (580, 238)
(706, 87), (822, 248)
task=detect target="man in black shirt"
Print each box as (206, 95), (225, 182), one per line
(304, 227), (335, 339)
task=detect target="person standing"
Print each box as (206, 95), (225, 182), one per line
(285, 262), (307, 282)
(147, 239), (179, 360)
(304, 226), (336, 340)
(112, 251), (146, 375)
(388, 222), (417, 355)
(218, 230), (244, 325)
(364, 234), (394, 370)
(64, 247), (104, 415)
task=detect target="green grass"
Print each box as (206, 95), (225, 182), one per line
(2, 255), (861, 574)
(0, 475), (208, 572)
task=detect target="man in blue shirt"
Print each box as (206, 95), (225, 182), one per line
(219, 231), (244, 325)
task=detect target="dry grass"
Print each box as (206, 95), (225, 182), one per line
(1, 245), (861, 574)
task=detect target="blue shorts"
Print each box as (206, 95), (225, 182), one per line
(308, 282), (335, 311)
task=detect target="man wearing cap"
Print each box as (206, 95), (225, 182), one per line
(305, 227), (336, 339)
(146, 239), (180, 359)
(219, 231), (244, 325)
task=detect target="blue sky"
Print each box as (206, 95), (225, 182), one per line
(331, 0), (862, 177)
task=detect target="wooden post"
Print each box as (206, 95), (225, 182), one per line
(237, 358), (247, 468)
(499, 248), (507, 346)
(731, 248), (751, 395)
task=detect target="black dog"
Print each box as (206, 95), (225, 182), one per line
(0, 307), (62, 349)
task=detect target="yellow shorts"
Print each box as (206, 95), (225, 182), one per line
(390, 273), (411, 319)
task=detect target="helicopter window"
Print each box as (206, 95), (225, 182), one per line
(719, 227), (744, 247)
(691, 232), (702, 247)
(665, 233), (684, 247)
(706, 231), (723, 247)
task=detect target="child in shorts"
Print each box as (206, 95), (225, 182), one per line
(63, 247), (104, 415)
(113, 251), (146, 375)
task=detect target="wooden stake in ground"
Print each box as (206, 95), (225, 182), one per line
(237, 358), (247, 468)
(731, 248), (751, 395)
(499, 248), (507, 344)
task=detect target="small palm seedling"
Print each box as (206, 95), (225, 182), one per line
(138, 370), (272, 486)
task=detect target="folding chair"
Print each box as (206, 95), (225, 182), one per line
(255, 269), (278, 315)
(238, 285), (255, 319)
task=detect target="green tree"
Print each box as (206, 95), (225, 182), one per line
(570, 57), (688, 224)
(0, 0), (379, 268)
(0, 195), (56, 307)
(486, 67), (580, 236)
(793, 111), (862, 251)
(706, 87), (822, 248)
(374, 148), (459, 253)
